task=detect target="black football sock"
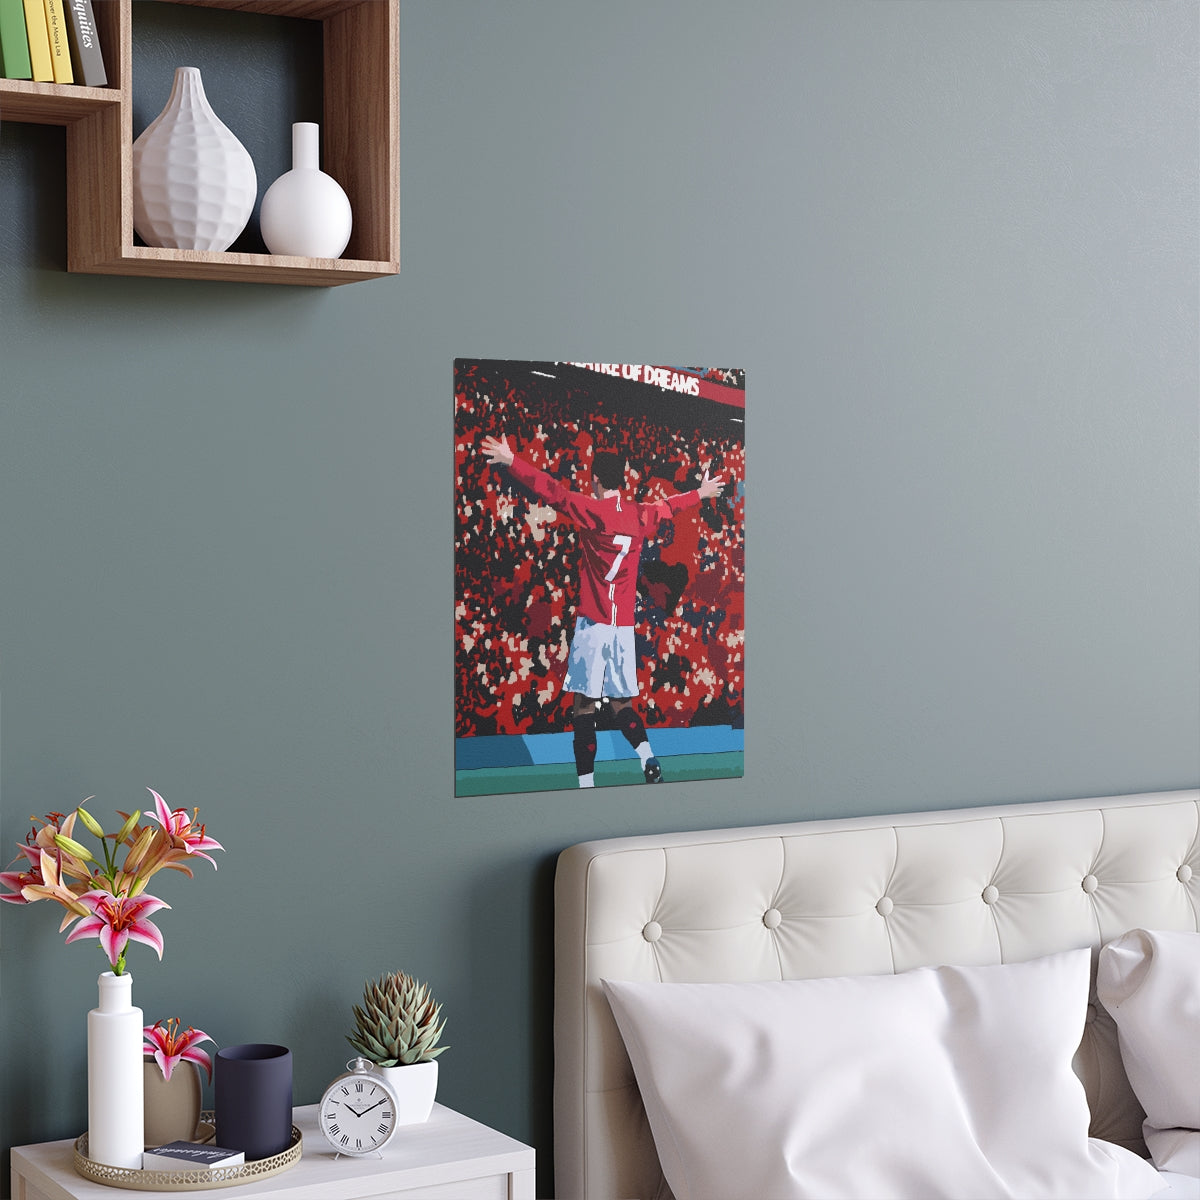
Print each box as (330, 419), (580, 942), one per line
(573, 711), (598, 778)
(614, 704), (649, 750)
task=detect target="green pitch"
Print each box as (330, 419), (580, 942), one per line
(455, 751), (744, 797)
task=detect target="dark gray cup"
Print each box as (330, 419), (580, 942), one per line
(214, 1043), (293, 1160)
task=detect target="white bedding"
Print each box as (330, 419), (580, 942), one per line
(1150, 1174), (1200, 1200)
(1098, 929), (1200, 1178)
(604, 950), (1163, 1200)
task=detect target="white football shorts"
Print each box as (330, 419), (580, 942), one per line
(564, 615), (638, 699)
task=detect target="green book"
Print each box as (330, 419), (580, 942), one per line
(0, 0), (33, 79)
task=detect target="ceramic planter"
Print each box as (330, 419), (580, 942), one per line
(143, 1060), (203, 1149)
(374, 1060), (438, 1125)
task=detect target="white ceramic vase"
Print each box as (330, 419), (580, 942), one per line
(88, 972), (145, 1169)
(373, 1060), (438, 1125)
(132, 66), (257, 251)
(260, 122), (352, 259)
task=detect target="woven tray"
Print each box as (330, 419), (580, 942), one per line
(73, 1113), (301, 1191)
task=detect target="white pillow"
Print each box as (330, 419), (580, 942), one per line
(1098, 929), (1200, 1177)
(604, 950), (1164, 1200)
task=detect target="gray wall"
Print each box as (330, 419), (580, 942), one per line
(1, 2), (1196, 1193)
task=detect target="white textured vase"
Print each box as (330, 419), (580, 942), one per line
(132, 66), (257, 251)
(88, 972), (145, 1170)
(260, 122), (352, 258)
(374, 1060), (438, 1125)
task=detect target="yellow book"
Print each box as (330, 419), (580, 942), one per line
(23, 0), (52, 81)
(42, 0), (71, 83)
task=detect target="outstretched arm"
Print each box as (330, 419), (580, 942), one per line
(479, 434), (580, 513)
(481, 433), (514, 467)
(655, 465), (727, 525)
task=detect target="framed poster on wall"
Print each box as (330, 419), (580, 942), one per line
(454, 359), (745, 796)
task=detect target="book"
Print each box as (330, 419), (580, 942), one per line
(60, 0), (102, 85)
(0, 0), (33, 79)
(22, 0), (52, 81)
(142, 1142), (245, 1171)
(41, 0), (71, 83)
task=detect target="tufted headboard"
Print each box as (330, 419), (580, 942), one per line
(553, 790), (1200, 1200)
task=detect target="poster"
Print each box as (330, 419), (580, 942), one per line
(454, 359), (745, 796)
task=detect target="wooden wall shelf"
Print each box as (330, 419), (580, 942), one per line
(0, 0), (399, 286)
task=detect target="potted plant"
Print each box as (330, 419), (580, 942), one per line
(346, 971), (448, 1125)
(142, 1018), (214, 1148)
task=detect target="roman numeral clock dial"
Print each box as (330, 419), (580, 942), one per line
(318, 1058), (399, 1156)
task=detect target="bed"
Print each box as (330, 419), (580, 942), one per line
(554, 789), (1200, 1199)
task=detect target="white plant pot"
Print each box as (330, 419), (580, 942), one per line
(88, 972), (145, 1169)
(373, 1061), (438, 1126)
(260, 122), (352, 259)
(132, 66), (257, 251)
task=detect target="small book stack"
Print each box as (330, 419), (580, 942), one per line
(142, 1142), (246, 1171)
(0, 0), (105, 84)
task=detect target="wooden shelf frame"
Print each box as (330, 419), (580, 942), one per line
(0, 0), (399, 286)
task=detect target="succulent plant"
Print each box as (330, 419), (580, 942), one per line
(347, 970), (449, 1067)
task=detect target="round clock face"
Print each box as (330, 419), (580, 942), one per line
(319, 1073), (397, 1155)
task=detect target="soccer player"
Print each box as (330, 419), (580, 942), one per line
(480, 433), (725, 788)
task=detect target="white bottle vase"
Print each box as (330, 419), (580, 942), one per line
(132, 66), (257, 251)
(88, 972), (145, 1169)
(260, 122), (353, 259)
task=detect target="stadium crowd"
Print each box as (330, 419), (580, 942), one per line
(454, 362), (745, 740)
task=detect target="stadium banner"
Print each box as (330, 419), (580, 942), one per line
(566, 363), (746, 407)
(454, 359), (745, 797)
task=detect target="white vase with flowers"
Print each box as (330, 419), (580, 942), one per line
(1, 789), (224, 1168)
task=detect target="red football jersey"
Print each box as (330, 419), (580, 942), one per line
(508, 457), (700, 626)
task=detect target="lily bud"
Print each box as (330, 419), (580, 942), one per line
(114, 810), (142, 845)
(75, 806), (106, 839)
(54, 833), (95, 863)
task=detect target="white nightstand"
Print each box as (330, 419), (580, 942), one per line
(10, 1103), (535, 1200)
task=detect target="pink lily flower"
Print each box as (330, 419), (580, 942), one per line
(31, 810), (78, 852)
(3, 813), (93, 899)
(2, 844), (90, 920)
(145, 789), (224, 869)
(0, 843), (42, 905)
(0, 864), (34, 904)
(65, 890), (171, 972)
(143, 1017), (214, 1082)
(20, 850), (91, 926)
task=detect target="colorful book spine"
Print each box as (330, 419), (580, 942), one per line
(0, 0), (33, 79)
(22, 0), (52, 81)
(61, 0), (103, 85)
(41, 0), (71, 83)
